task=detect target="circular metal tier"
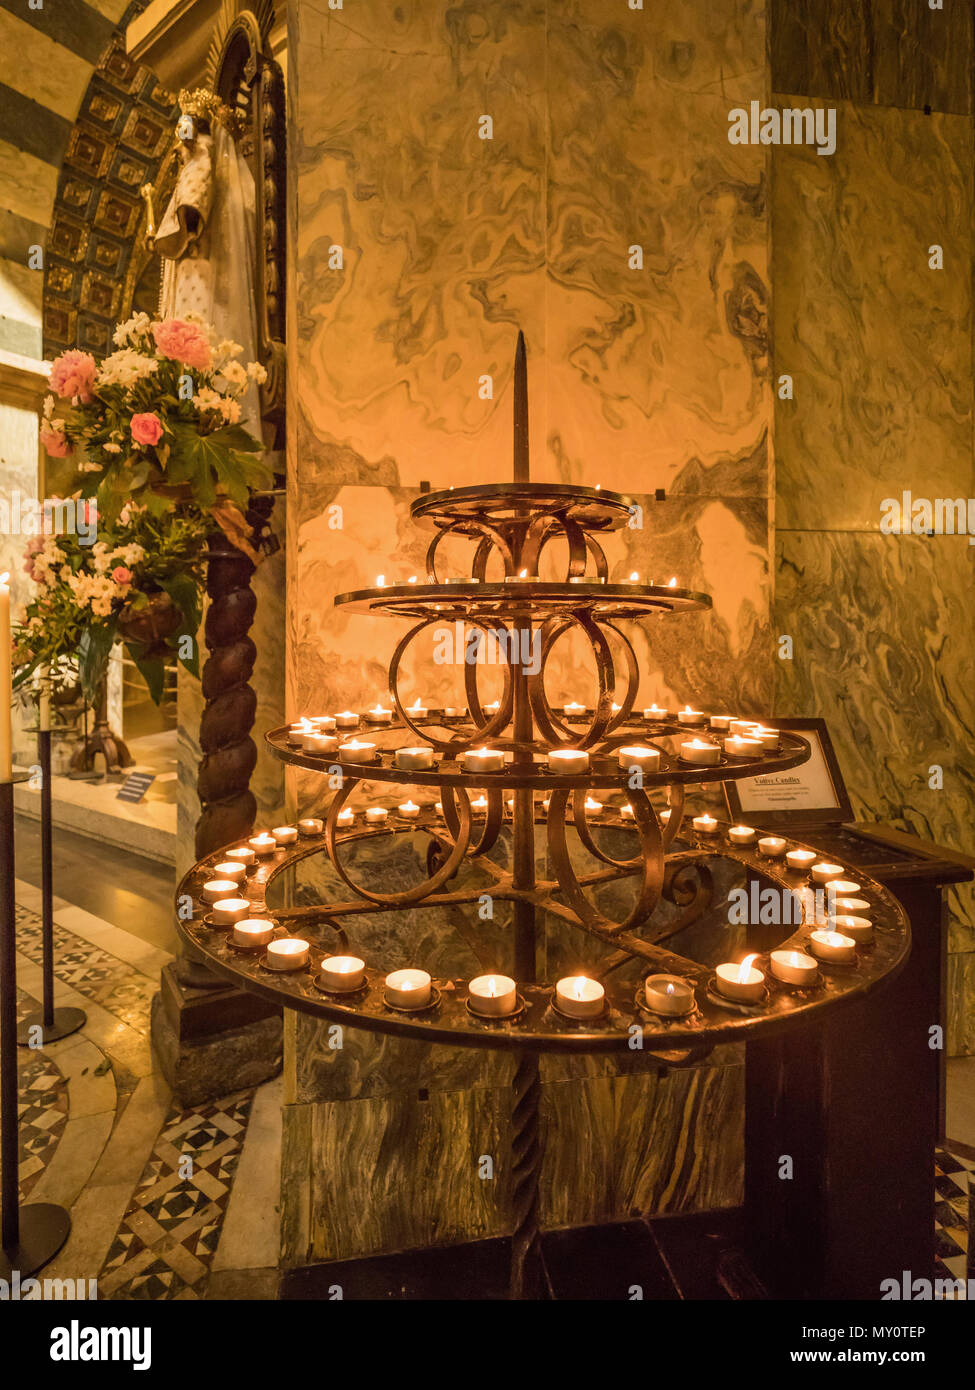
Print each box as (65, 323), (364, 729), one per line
(266, 723), (811, 789)
(411, 483), (635, 535)
(333, 580), (711, 621)
(176, 812), (910, 1053)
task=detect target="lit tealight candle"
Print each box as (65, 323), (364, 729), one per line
(211, 897), (251, 926)
(365, 704), (393, 724)
(659, 808), (672, 824)
(729, 719), (761, 737)
(463, 747), (505, 772)
(385, 968), (432, 1008)
(212, 861), (247, 885)
(618, 745), (660, 774)
(287, 718), (315, 744)
(562, 701), (587, 718)
(751, 725), (781, 750)
(715, 953), (765, 1002)
(808, 929), (856, 963)
(547, 748), (590, 774)
(365, 806), (388, 824)
(692, 813), (719, 834)
(302, 731), (339, 755)
(709, 714), (736, 731)
(395, 745), (436, 771)
(397, 800), (421, 819)
(468, 973), (518, 1017)
(407, 698), (429, 720)
(339, 740), (376, 764)
(225, 846), (256, 867)
(643, 974), (695, 1015)
(272, 826), (298, 846)
(786, 848), (817, 871)
(828, 913), (873, 944)
(266, 937), (311, 972)
(484, 700), (502, 715)
(826, 879), (861, 899)
(248, 832), (277, 856)
(831, 896), (870, 915)
(680, 737), (721, 766)
(770, 949), (818, 986)
(298, 818), (324, 837)
(334, 711), (359, 729)
(620, 803), (635, 820)
(320, 955), (366, 992)
(471, 795), (490, 815)
(335, 808), (355, 828)
(643, 704), (670, 719)
(584, 797), (603, 815)
(443, 706), (467, 718)
(309, 715), (337, 731)
(232, 918), (276, 949)
(724, 735), (762, 758)
(503, 569), (537, 583)
(728, 825), (757, 845)
(202, 878), (240, 904)
(677, 705), (705, 726)
(758, 836), (787, 858)
(810, 861), (844, 885)
(555, 975), (605, 1020)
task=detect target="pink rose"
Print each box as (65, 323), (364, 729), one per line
(130, 412), (163, 446)
(111, 567), (133, 586)
(40, 426), (72, 457)
(151, 318), (211, 371)
(49, 349), (96, 402)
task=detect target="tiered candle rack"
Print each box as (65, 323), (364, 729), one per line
(176, 335), (910, 1298)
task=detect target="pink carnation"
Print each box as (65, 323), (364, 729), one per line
(130, 412), (163, 446)
(40, 426), (72, 457)
(49, 349), (96, 402)
(111, 567), (133, 586)
(151, 318), (211, 371)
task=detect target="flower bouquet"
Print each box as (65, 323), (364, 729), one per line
(42, 313), (273, 531)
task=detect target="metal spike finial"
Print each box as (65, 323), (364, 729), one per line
(513, 330), (529, 483)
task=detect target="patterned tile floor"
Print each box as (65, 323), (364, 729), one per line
(4, 988), (71, 1199)
(933, 1147), (973, 1296)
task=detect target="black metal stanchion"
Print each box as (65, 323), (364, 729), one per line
(1, 774), (70, 1279)
(17, 728), (85, 1045)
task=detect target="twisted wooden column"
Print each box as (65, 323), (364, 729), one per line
(509, 1049), (544, 1299)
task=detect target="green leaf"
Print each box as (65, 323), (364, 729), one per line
(130, 650), (166, 705)
(78, 623), (116, 703)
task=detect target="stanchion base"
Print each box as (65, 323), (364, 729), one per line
(16, 1007), (87, 1046)
(0, 1202), (71, 1279)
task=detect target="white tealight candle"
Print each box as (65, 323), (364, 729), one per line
(555, 975), (605, 1020)
(365, 704), (392, 724)
(724, 735), (762, 758)
(320, 955), (366, 992)
(729, 719), (761, 737)
(385, 968), (432, 1008)
(484, 700), (502, 714)
(831, 896), (870, 915)
(808, 929), (856, 963)
(751, 726), (781, 750)
(202, 878), (240, 904)
(272, 826), (298, 846)
(692, 813), (719, 834)
(468, 973), (518, 1017)
(232, 919), (275, 949)
(336, 808), (355, 827)
(709, 714), (736, 731)
(584, 797), (603, 814)
(211, 897), (251, 926)
(680, 737), (721, 766)
(287, 719), (315, 744)
(644, 974), (695, 1015)
(758, 836), (787, 858)
(620, 803), (635, 820)
(770, 949), (818, 986)
(301, 731), (339, 755)
(618, 745), (660, 774)
(643, 704), (670, 719)
(443, 707), (467, 718)
(786, 848), (817, 871)
(225, 846), (256, 867)
(212, 861), (247, 885)
(547, 748), (590, 774)
(715, 954), (765, 1002)
(828, 913), (873, 943)
(826, 879), (861, 899)
(407, 698), (429, 720)
(397, 800), (421, 819)
(562, 701), (587, 718)
(298, 818), (324, 837)
(463, 747), (505, 772)
(339, 740), (376, 764)
(472, 795), (489, 815)
(503, 570), (537, 583)
(365, 806), (388, 824)
(266, 938), (311, 971)
(309, 715), (337, 731)
(248, 833), (277, 856)
(334, 711), (359, 729)
(728, 825), (757, 845)
(810, 861), (844, 884)
(659, 808), (672, 824)
(677, 705), (706, 726)
(395, 746), (436, 771)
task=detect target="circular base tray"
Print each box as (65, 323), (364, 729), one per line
(0, 1202), (71, 1280)
(633, 987), (699, 1022)
(16, 1006), (87, 1046)
(382, 984), (442, 1014)
(465, 993), (528, 1023)
(705, 976), (771, 1014)
(314, 975), (370, 999)
(549, 996), (608, 1024)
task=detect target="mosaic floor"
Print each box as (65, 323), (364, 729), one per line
(6, 889), (973, 1299)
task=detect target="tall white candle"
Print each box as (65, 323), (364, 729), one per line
(0, 573), (11, 778)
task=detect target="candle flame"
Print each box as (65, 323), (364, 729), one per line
(487, 976), (497, 996)
(789, 952), (805, 967)
(401, 978), (413, 991)
(737, 953), (758, 983)
(668, 576), (677, 587)
(0, 572), (8, 585)
(572, 977), (586, 999)
(665, 982), (675, 996)
(519, 568), (527, 577)
(376, 574), (385, 586)
(629, 571), (638, 581)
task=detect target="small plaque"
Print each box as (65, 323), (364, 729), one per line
(116, 771), (155, 803)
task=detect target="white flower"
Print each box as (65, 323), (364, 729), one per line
(112, 312), (151, 348)
(192, 387), (223, 413)
(218, 397), (241, 424)
(103, 442), (122, 454)
(96, 349), (159, 389)
(42, 394), (55, 420)
(217, 361), (248, 392)
(216, 338), (243, 361)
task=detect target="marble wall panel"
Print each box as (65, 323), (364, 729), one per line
(772, 99), (973, 533)
(771, 0), (973, 114)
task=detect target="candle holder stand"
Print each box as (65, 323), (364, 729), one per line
(17, 730), (86, 1045)
(0, 773), (71, 1280)
(176, 334), (911, 1299)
